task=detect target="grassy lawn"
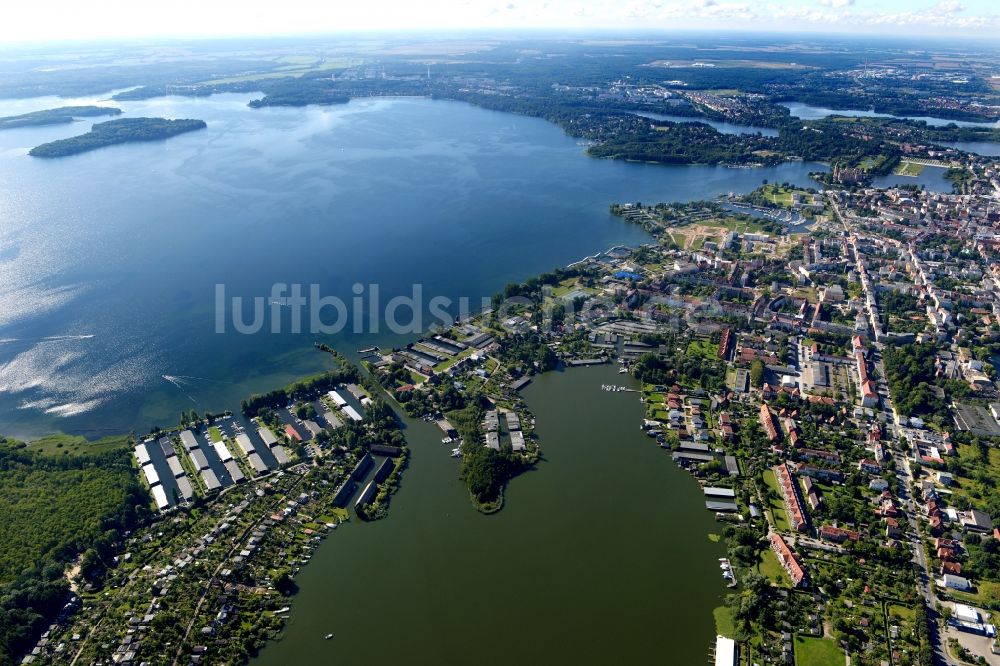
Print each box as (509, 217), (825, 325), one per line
(714, 216), (763, 233)
(433, 347), (475, 374)
(28, 433), (132, 456)
(762, 469), (792, 532)
(687, 338), (718, 360)
(894, 160), (926, 177)
(551, 278), (581, 297)
(762, 184), (794, 206)
(714, 605), (736, 639)
(888, 603), (915, 622)
(756, 547), (791, 587)
(794, 635), (843, 666)
(208, 426), (223, 443)
(949, 579), (1000, 606)
(648, 408), (669, 421)
(950, 445), (1000, 512)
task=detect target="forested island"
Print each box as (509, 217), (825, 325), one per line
(0, 106), (121, 130)
(28, 117), (207, 157)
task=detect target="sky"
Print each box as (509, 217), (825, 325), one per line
(0, 0), (998, 44)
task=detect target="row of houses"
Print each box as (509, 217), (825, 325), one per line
(773, 463), (809, 533)
(769, 532), (807, 587)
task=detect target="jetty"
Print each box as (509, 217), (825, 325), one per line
(601, 384), (637, 393)
(710, 635), (738, 665)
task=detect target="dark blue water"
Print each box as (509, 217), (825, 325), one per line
(939, 141), (1000, 157)
(0, 93), (827, 439)
(873, 164), (952, 192)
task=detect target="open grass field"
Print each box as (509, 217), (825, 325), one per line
(888, 603), (916, 622)
(794, 635), (843, 666)
(433, 347), (476, 374)
(28, 433), (132, 456)
(894, 160), (926, 177)
(687, 338), (718, 360)
(763, 468), (792, 532)
(756, 547), (791, 587)
(201, 57), (359, 84)
(949, 579), (1000, 606)
(949, 444), (1000, 512)
(714, 605), (736, 638)
(761, 184), (795, 206)
(646, 60), (811, 70)
(648, 407), (669, 421)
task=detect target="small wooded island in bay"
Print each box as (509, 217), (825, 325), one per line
(28, 117), (207, 157)
(0, 105), (121, 130)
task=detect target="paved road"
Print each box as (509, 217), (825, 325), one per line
(874, 338), (951, 665)
(837, 201), (953, 665)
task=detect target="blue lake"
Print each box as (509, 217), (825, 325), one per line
(939, 141), (1000, 157)
(0, 93), (827, 438)
(873, 164), (953, 192)
(632, 111), (779, 136)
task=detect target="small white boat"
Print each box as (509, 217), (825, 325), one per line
(450, 447), (462, 458)
(325, 633), (334, 640)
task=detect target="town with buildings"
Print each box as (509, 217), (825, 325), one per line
(344, 151), (1000, 665)
(16, 355), (409, 665)
(7, 27), (1000, 666)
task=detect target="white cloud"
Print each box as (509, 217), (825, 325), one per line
(0, 0), (998, 42)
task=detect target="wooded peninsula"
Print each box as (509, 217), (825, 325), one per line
(0, 106), (121, 130)
(28, 117), (207, 157)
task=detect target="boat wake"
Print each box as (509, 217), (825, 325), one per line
(162, 375), (200, 404)
(0, 334), (95, 345)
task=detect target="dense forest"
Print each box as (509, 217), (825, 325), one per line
(241, 365), (360, 417)
(28, 117), (207, 157)
(882, 343), (968, 427)
(449, 400), (520, 511)
(0, 106), (120, 130)
(0, 438), (149, 664)
(632, 343), (727, 393)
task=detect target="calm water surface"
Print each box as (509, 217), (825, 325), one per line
(1, 95), (745, 663)
(633, 111), (779, 137)
(253, 364), (727, 665)
(938, 141), (1000, 157)
(0, 93), (826, 438)
(872, 164), (952, 192)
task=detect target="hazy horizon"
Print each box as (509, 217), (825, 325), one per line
(1, 0), (1000, 46)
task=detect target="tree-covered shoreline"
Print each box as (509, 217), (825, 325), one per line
(28, 117), (207, 157)
(0, 106), (121, 130)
